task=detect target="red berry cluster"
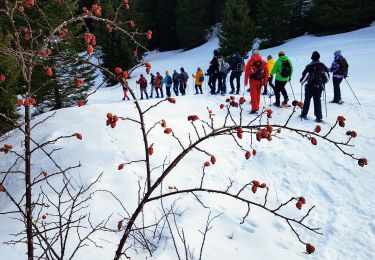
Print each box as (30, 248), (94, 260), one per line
(295, 196), (306, 210)
(251, 180), (267, 193)
(306, 243), (315, 254)
(0, 144), (13, 154)
(314, 125), (321, 133)
(204, 161), (210, 167)
(210, 155), (216, 164)
(106, 24), (113, 33)
(337, 115), (346, 127)
(225, 96), (239, 108)
(75, 78), (84, 88)
(144, 62), (151, 74)
(17, 98), (37, 107)
(168, 97), (176, 104)
(74, 133), (83, 140)
(161, 119), (167, 128)
(219, 104), (225, 109)
(123, 0), (130, 10)
(148, 146), (154, 156)
(84, 33), (96, 54)
(77, 99), (85, 107)
(310, 137), (317, 145)
(91, 4), (102, 16)
(146, 30), (153, 40)
(265, 109), (273, 119)
(0, 74), (6, 82)
(358, 158), (368, 167)
(118, 220), (123, 230)
(237, 127), (243, 139)
(40, 48), (52, 57)
(106, 113), (119, 128)
(59, 28), (68, 39)
(164, 128), (172, 134)
(24, 0), (35, 7)
(187, 115), (199, 121)
(46, 67), (53, 77)
(256, 127), (272, 141)
(118, 163), (125, 170)
(346, 130), (357, 138)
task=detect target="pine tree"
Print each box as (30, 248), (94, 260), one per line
(257, 0), (294, 47)
(175, 0), (210, 50)
(219, 0), (255, 58)
(311, 0), (375, 33)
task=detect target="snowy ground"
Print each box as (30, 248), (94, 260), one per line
(1, 25), (375, 260)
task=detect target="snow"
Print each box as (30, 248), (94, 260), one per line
(1, 25), (375, 260)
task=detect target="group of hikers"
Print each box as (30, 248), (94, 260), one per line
(121, 48), (349, 123)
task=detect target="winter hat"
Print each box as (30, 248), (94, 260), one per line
(334, 50), (342, 57)
(252, 49), (260, 56)
(213, 49), (219, 56)
(267, 55), (273, 60)
(140, 74), (143, 77)
(278, 51), (285, 57)
(197, 67), (201, 70)
(311, 51), (320, 61)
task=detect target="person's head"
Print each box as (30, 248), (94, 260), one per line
(234, 51), (240, 57)
(180, 67), (184, 72)
(150, 73), (154, 76)
(213, 49), (219, 56)
(140, 74), (144, 77)
(311, 51), (320, 61)
(197, 67), (201, 71)
(252, 49), (260, 56)
(267, 55), (273, 60)
(174, 70), (176, 73)
(278, 51), (285, 57)
(165, 70), (169, 74)
(334, 50), (342, 57)
(156, 72), (160, 75)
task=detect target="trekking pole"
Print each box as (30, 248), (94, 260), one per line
(324, 85), (328, 118)
(344, 78), (361, 105)
(288, 81), (296, 100)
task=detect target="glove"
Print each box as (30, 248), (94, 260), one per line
(344, 75), (348, 79)
(299, 78), (303, 83)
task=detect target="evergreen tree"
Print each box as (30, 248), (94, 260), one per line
(311, 0), (375, 33)
(256, 0), (294, 48)
(175, 0), (210, 50)
(219, 0), (255, 58)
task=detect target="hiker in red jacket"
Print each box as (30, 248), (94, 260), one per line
(244, 50), (269, 113)
(136, 74), (149, 100)
(121, 77), (130, 101)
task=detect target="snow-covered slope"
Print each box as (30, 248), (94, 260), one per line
(1, 25), (375, 260)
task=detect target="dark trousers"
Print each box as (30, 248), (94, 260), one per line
(208, 75), (215, 94)
(212, 73), (223, 94)
(263, 76), (274, 95)
(333, 77), (343, 102)
(221, 72), (227, 94)
(302, 85), (323, 120)
(179, 81), (186, 95)
(173, 82), (179, 96)
(274, 80), (289, 105)
(155, 88), (164, 98)
(195, 85), (203, 94)
(140, 88), (148, 99)
(166, 87), (171, 97)
(230, 71), (241, 93)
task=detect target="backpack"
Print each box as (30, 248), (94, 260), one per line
(223, 62), (230, 73)
(167, 76), (172, 85)
(237, 59), (245, 72)
(199, 75), (204, 83)
(309, 62), (328, 86)
(337, 58), (348, 76)
(183, 72), (189, 81)
(281, 60), (292, 78)
(218, 57), (226, 73)
(252, 60), (266, 81)
(141, 78), (147, 88)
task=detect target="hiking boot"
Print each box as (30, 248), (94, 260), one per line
(273, 102), (281, 108)
(315, 118), (324, 123)
(236, 91), (240, 95)
(299, 114), (308, 120)
(229, 90), (235, 94)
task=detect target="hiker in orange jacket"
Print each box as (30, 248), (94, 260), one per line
(244, 50), (269, 114)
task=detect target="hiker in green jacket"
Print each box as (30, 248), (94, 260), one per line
(270, 51), (293, 107)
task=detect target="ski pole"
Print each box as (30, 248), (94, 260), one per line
(288, 81), (296, 100)
(324, 86), (328, 118)
(344, 78), (361, 105)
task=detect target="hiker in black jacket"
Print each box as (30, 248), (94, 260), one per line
(229, 51), (244, 94)
(299, 51), (330, 123)
(172, 70), (180, 96)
